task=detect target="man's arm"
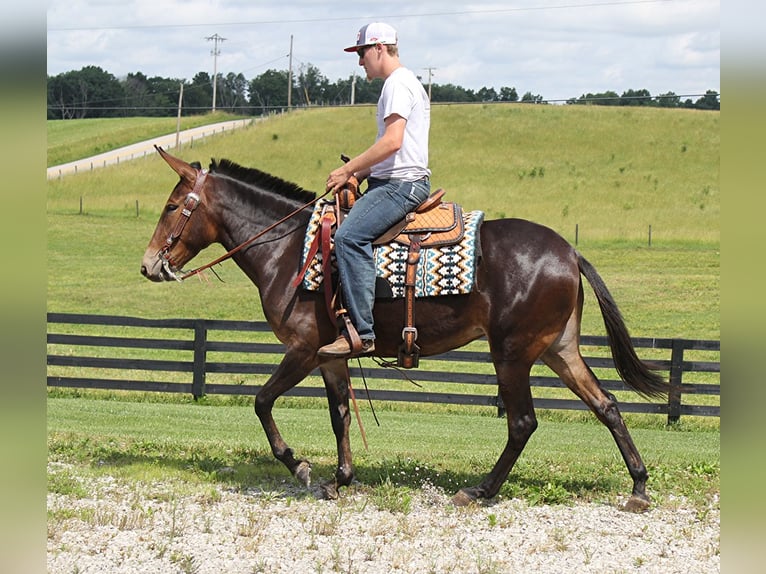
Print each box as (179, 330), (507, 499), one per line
(326, 114), (406, 192)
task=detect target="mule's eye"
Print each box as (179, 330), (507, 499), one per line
(165, 204), (179, 213)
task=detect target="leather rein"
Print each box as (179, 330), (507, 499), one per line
(159, 167), (331, 282)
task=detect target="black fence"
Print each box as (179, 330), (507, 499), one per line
(47, 313), (720, 424)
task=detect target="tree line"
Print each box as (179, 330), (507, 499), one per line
(47, 64), (720, 120)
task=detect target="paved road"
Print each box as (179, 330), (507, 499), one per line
(47, 118), (254, 179)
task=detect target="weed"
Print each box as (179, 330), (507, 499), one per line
(170, 552), (200, 574)
(48, 471), (88, 498)
(370, 476), (413, 514)
(527, 482), (571, 506)
(310, 509), (343, 537)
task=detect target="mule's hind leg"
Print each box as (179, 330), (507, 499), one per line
(541, 332), (652, 512)
(317, 360), (355, 500)
(453, 360), (538, 506)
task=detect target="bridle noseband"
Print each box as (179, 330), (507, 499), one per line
(158, 169), (207, 281)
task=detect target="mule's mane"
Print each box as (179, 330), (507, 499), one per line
(210, 158), (317, 204)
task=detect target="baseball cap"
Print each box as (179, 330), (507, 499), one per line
(343, 22), (398, 53)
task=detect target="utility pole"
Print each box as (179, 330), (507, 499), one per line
(287, 35), (293, 110)
(423, 67), (436, 100)
(206, 33), (227, 112)
(175, 83), (183, 148)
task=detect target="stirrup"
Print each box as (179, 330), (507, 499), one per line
(337, 308), (364, 354)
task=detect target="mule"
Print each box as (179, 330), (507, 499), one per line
(141, 147), (668, 512)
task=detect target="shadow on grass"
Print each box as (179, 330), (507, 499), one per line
(50, 437), (623, 506)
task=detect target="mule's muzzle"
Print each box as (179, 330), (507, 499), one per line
(140, 253), (173, 282)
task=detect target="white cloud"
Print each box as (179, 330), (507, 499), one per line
(47, 0), (720, 99)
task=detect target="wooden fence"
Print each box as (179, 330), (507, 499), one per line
(46, 313), (720, 424)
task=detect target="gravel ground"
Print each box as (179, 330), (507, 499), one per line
(47, 463), (719, 574)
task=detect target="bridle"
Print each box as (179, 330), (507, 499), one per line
(157, 169), (208, 281)
(157, 166), (330, 282)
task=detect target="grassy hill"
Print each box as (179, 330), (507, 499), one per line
(46, 104), (719, 339)
(47, 111), (246, 167)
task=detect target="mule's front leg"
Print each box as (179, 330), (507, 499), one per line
(318, 361), (355, 499)
(254, 354), (316, 486)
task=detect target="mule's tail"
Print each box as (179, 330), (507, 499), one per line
(578, 253), (669, 400)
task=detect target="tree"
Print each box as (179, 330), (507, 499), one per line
(184, 72), (214, 113)
(248, 69), (290, 115)
(47, 62), (721, 117)
(216, 72), (249, 113)
(296, 63), (330, 106)
(48, 72), (84, 119)
(694, 90), (720, 110)
(47, 66), (124, 119)
(657, 91), (681, 108)
(122, 72), (180, 117)
(620, 89), (653, 106)
(431, 83), (475, 102)
(521, 91), (544, 104)
(571, 91), (620, 106)
(476, 86), (498, 102)
(350, 76), (384, 104)
(498, 86), (519, 102)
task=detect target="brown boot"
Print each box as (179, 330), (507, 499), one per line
(318, 335), (375, 357)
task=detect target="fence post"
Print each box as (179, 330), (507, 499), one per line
(192, 320), (208, 399)
(667, 339), (685, 424)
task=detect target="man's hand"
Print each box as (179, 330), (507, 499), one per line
(326, 166), (353, 194)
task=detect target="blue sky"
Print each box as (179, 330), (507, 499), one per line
(46, 0), (720, 101)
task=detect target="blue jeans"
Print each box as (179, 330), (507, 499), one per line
(334, 178), (431, 340)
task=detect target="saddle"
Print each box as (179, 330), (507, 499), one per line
(296, 185), (465, 368)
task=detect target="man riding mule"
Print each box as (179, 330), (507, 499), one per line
(140, 24), (669, 513)
(319, 22), (432, 359)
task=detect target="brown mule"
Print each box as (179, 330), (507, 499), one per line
(141, 147), (668, 511)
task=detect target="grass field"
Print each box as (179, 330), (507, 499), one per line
(47, 106), (719, 509)
(47, 111), (245, 167)
(47, 397), (719, 510)
(47, 105), (719, 338)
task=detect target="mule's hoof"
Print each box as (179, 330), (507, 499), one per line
(320, 480), (339, 500)
(294, 461), (312, 487)
(451, 489), (476, 507)
(622, 495), (650, 513)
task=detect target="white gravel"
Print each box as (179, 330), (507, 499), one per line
(47, 463), (719, 574)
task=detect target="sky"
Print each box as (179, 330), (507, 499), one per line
(46, 0), (720, 102)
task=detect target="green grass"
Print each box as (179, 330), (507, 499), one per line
(47, 108), (719, 508)
(47, 111), (245, 167)
(46, 105), (719, 339)
(47, 397), (719, 510)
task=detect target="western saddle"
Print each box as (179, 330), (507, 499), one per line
(297, 180), (465, 368)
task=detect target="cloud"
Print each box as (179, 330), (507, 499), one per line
(47, 0), (720, 100)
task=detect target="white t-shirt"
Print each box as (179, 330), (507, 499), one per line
(371, 67), (431, 181)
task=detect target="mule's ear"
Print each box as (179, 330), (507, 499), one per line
(154, 145), (198, 183)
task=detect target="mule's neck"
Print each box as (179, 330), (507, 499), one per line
(210, 174), (315, 289)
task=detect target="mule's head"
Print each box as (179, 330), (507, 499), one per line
(141, 146), (218, 282)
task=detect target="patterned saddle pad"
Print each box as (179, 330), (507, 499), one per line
(298, 199), (484, 299)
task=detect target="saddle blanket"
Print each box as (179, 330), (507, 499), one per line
(299, 199), (484, 298)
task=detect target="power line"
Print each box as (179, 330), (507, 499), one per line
(47, 0), (678, 31)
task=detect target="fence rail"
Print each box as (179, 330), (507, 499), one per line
(46, 313), (720, 423)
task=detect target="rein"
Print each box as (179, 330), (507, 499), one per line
(163, 167), (331, 281)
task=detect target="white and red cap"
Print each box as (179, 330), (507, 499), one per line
(344, 22), (398, 52)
